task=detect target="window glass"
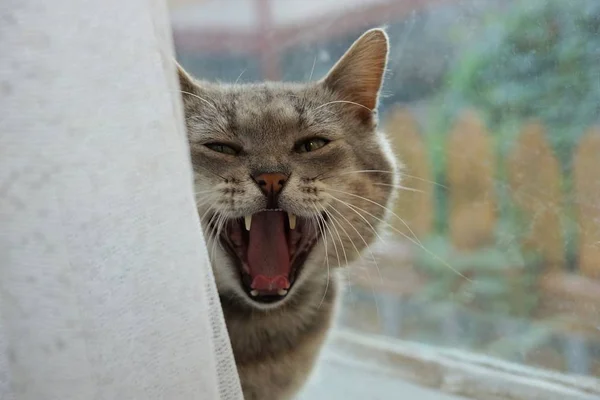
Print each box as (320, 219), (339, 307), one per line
(169, 0), (600, 391)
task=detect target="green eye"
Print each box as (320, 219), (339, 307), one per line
(205, 143), (239, 155)
(296, 138), (329, 153)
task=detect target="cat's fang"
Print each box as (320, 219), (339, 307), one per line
(288, 213), (297, 230)
(250, 290), (259, 297)
(244, 215), (252, 231)
(277, 289), (288, 296)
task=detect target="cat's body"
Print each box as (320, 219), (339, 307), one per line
(224, 272), (336, 399)
(178, 29), (398, 399)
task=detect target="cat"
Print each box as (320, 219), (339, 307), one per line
(177, 28), (398, 400)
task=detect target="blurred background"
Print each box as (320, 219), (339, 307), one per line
(168, 0), (600, 383)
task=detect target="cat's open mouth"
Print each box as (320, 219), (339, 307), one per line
(219, 210), (322, 304)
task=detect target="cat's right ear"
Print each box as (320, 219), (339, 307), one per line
(176, 61), (197, 94)
(321, 28), (389, 121)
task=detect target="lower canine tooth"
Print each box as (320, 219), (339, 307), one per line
(250, 290), (259, 297)
(277, 289), (288, 296)
(288, 213), (297, 230)
(244, 215), (252, 231)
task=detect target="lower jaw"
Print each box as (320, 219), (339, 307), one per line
(218, 239), (320, 307)
(232, 269), (338, 312)
(237, 252), (312, 306)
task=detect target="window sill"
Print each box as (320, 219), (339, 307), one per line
(318, 329), (600, 400)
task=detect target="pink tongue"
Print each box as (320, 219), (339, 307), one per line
(247, 211), (290, 291)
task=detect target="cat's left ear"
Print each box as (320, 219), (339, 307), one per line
(321, 28), (389, 119)
(175, 60), (198, 94)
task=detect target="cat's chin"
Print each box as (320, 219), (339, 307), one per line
(213, 210), (326, 309)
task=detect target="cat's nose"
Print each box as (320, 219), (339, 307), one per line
(253, 172), (289, 198)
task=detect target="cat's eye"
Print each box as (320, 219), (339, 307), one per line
(205, 143), (239, 156)
(295, 138), (329, 153)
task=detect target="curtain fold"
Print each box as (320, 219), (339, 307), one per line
(0, 0), (242, 398)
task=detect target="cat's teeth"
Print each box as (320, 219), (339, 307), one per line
(244, 215), (252, 231)
(288, 213), (297, 230)
(277, 289), (288, 296)
(250, 290), (259, 297)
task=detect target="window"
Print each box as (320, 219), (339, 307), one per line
(169, 0), (600, 398)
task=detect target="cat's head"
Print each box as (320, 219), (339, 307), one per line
(179, 29), (398, 310)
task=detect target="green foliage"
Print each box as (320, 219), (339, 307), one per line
(433, 0), (600, 170)
(414, 232), (541, 318)
(418, 0), (596, 290)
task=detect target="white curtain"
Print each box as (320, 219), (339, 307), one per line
(0, 0), (242, 399)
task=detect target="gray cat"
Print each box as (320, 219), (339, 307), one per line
(178, 28), (398, 400)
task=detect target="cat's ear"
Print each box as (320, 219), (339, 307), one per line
(175, 61), (198, 94)
(321, 28), (388, 117)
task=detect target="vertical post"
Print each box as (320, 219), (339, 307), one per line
(507, 121), (565, 269)
(384, 107), (434, 239)
(447, 110), (496, 250)
(562, 334), (590, 376)
(255, 0), (280, 80)
(573, 127), (600, 278)
(379, 292), (404, 338)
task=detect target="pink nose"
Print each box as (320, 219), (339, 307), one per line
(250, 275), (290, 291)
(253, 172), (288, 196)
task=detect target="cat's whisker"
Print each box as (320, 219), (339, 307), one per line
(203, 211), (221, 263)
(195, 166), (228, 181)
(194, 193), (216, 209)
(312, 209), (331, 310)
(316, 206), (342, 269)
(321, 169), (447, 188)
(195, 200), (213, 213)
(203, 210), (218, 236)
(324, 209), (359, 263)
(179, 90), (219, 112)
(300, 55), (319, 105)
(216, 212), (229, 246)
(307, 55), (317, 82)
(326, 192), (472, 282)
(209, 209), (228, 263)
(326, 205), (381, 319)
(205, 209), (220, 240)
(199, 202), (218, 224)
(213, 220), (228, 260)
(314, 100), (372, 113)
(315, 211), (343, 309)
(322, 208), (351, 295)
(323, 210), (356, 295)
(194, 196), (209, 208)
(194, 189), (215, 197)
(315, 169), (397, 182)
(324, 196), (385, 285)
(399, 174), (446, 188)
(205, 209), (217, 224)
(323, 209), (348, 268)
(373, 182), (424, 193)
(325, 187), (423, 247)
(326, 205), (382, 282)
(234, 68), (247, 85)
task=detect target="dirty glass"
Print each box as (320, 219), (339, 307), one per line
(168, 0), (600, 396)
